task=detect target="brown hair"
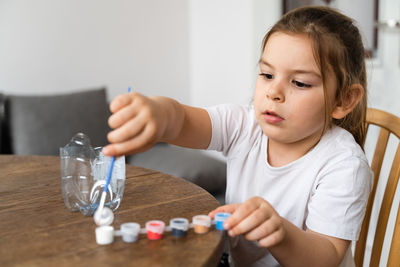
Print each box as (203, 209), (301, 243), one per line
(261, 6), (367, 146)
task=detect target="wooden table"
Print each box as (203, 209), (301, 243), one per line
(0, 155), (224, 267)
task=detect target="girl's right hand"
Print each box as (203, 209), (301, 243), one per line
(209, 197), (286, 248)
(102, 92), (169, 157)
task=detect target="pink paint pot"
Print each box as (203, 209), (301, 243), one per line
(145, 220), (165, 240)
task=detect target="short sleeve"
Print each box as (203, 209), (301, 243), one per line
(306, 157), (373, 240)
(206, 104), (250, 157)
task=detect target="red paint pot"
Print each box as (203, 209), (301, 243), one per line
(145, 220), (165, 240)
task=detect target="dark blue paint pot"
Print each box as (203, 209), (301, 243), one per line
(170, 218), (189, 237)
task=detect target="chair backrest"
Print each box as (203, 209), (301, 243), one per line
(355, 108), (400, 267)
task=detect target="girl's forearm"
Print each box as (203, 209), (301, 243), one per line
(150, 96), (212, 149)
(269, 218), (349, 267)
(149, 96), (185, 142)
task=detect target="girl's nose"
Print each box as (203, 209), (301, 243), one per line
(266, 82), (285, 102)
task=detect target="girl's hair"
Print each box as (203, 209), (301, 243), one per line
(261, 6), (367, 147)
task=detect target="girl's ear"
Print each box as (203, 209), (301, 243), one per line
(331, 84), (364, 119)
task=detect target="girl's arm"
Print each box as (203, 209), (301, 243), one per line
(102, 93), (211, 157)
(209, 197), (350, 267)
(270, 219), (350, 267)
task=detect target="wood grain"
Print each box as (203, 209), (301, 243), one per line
(355, 108), (400, 267)
(0, 155), (224, 267)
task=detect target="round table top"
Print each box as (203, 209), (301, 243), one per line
(0, 155), (224, 267)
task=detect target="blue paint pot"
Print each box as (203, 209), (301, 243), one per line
(214, 212), (231, 231)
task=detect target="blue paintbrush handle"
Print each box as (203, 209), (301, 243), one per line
(104, 156), (115, 193)
(103, 86), (130, 195)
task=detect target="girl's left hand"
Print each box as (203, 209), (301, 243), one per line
(209, 196), (286, 248)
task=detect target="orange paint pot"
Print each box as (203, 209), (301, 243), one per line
(192, 215), (211, 234)
(145, 220), (165, 240)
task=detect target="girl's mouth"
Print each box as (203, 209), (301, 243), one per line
(263, 110), (284, 124)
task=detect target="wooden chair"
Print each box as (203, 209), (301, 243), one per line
(355, 108), (400, 267)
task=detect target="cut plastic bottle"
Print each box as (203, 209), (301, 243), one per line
(60, 133), (125, 216)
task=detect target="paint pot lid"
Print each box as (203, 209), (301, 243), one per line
(121, 222), (141, 234)
(192, 215), (211, 227)
(94, 207), (114, 226)
(146, 220), (165, 234)
(170, 218), (189, 231)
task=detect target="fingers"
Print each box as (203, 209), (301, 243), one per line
(102, 123), (158, 157)
(227, 207), (270, 237)
(108, 104), (138, 129)
(217, 197), (286, 248)
(102, 139), (155, 157)
(224, 197), (269, 234)
(107, 112), (147, 144)
(257, 227), (286, 247)
(108, 92), (147, 129)
(243, 216), (283, 242)
(103, 92), (165, 157)
(109, 93), (133, 113)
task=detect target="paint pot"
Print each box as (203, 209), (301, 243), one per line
(95, 225), (114, 245)
(121, 222), (141, 243)
(170, 218), (189, 237)
(146, 220), (165, 240)
(214, 212), (231, 231)
(192, 215), (211, 234)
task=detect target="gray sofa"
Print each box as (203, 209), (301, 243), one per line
(0, 88), (226, 203)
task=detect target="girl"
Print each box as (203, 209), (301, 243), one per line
(103, 6), (372, 267)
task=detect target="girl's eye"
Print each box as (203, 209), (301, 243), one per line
(292, 80), (311, 88)
(260, 73), (274, 80)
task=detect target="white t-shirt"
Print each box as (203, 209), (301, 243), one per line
(206, 104), (373, 267)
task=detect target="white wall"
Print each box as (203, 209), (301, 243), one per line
(0, 0), (190, 102)
(0, 0), (280, 107)
(1, 0), (397, 111)
(188, 0), (280, 107)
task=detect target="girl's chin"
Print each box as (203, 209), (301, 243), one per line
(260, 125), (298, 144)
(261, 127), (286, 140)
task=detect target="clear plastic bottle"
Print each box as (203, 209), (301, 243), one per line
(60, 133), (125, 216)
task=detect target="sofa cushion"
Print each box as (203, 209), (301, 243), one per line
(127, 143), (226, 199)
(7, 88), (110, 155)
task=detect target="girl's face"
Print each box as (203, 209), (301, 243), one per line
(254, 32), (337, 147)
